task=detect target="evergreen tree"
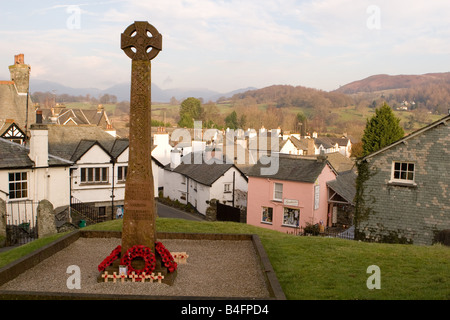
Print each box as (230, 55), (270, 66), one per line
(178, 97), (203, 128)
(225, 111), (239, 129)
(296, 112), (307, 136)
(362, 103), (405, 156)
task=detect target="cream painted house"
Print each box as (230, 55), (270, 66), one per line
(0, 124), (72, 229)
(163, 152), (248, 216)
(69, 138), (162, 217)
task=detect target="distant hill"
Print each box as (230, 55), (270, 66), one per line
(334, 72), (450, 94)
(230, 84), (353, 109)
(30, 79), (103, 98)
(30, 79), (256, 103)
(332, 72), (450, 114)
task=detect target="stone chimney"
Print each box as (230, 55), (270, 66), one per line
(317, 150), (327, 163)
(307, 138), (315, 155)
(9, 54), (31, 94)
(29, 111), (49, 168)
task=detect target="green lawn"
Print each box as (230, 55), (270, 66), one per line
(1, 218), (449, 300)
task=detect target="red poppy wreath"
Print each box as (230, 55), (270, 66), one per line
(98, 245), (121, 272)
(155, 241), (178, 273)
(120, 245), (156, 278)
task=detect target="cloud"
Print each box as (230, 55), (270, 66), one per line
(2, 0), (450, 93)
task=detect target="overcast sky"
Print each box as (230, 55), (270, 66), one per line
(0, 0), (449, 93)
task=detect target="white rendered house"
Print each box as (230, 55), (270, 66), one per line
(163, 152), (248, 215)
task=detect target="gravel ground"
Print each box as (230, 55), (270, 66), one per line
(0, 238), (270, 298)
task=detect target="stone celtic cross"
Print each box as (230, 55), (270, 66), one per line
(121, 21), (162, 61)
(120, 21), (162, 256)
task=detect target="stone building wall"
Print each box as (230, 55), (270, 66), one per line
(357, 120), (450, 245)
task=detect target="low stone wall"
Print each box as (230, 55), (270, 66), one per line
(0, 230), (285, 300)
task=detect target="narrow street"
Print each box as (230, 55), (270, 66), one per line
(156, 202), (205, 222)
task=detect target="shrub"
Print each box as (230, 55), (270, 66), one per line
(304, 222), (320, 236)
(434, 229), (450, 246)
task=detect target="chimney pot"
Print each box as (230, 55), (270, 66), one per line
(14, 54), (24, 65)
(36, 110), (43, 124)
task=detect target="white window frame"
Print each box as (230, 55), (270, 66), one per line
(224, 183), (231, 193)
(391, 161), (415, 184)
(273, 183), (283, 201)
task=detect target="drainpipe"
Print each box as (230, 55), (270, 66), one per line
(111, 158), (115, 220)
(232, 171), (235, 207)
(69, 168), (74, 223)
(186, 177), (189, 206)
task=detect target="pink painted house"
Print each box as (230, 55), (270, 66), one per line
(246, 154), (337, 233)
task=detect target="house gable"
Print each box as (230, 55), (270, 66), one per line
(116, 147), (129, 163)
(357, 114), (450, 245)
(76, 143), (112, 164)
(279, 138), (295, 153)
(1, 122), (26, 144)
(63, 117), (78, 126)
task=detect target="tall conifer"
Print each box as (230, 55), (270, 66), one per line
(362, 103), (405, 156)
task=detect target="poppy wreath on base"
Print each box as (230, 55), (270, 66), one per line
(155, 241), (178, 273)
(120, 245), (156, 279)
(98, 245), (121, 272)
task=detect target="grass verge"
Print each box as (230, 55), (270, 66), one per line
(1, 218), (449, 300)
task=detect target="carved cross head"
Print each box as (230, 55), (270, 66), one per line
(121, 21), (162, 61)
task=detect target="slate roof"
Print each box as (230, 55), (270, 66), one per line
(314, 137), (337, 149)
(47, 125), (116, 161)
(40, 108), (111, 128)
(322, 152), (355, 173)
(327, 170), (357, 205)
(279, 136), (308, 151)
(0, 138), (72, 169)
(290, 135), (310, 150)
(1, 126), (166, 170)
(171, 163), (234, 186)
(110, 138), (130, 159)
(315, 136), (350, 149)
(164, 152), (247, 186)
(247, 154), (331, 183)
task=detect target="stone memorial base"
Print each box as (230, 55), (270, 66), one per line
(97, 251), (177, 285)
(0, 230), (286, 300)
